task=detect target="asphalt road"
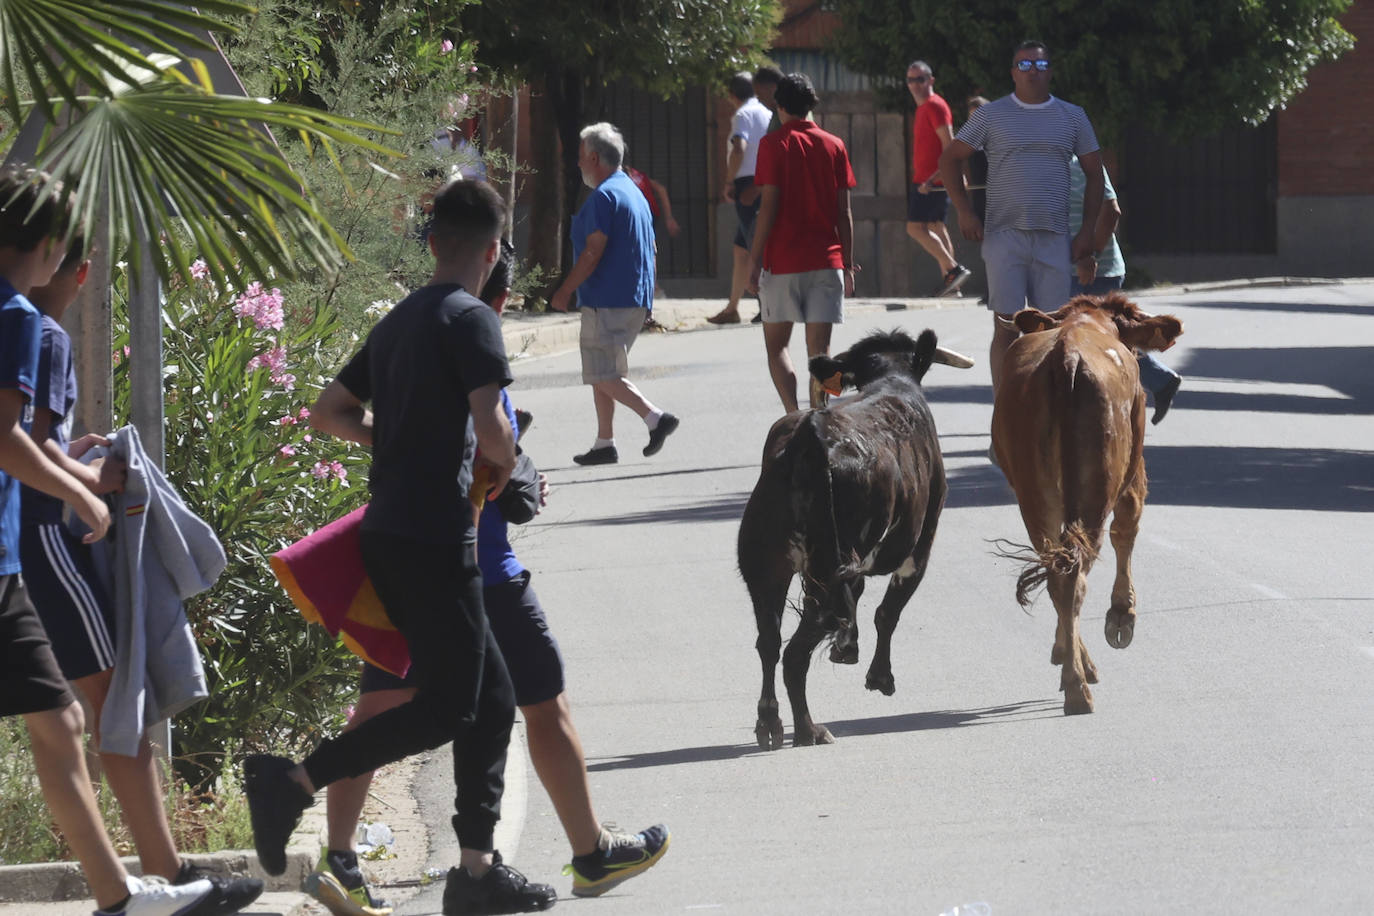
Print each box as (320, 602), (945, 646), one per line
(401, 283), (1374, 915)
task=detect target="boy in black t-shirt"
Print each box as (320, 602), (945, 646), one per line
(244, 180), (555, 914)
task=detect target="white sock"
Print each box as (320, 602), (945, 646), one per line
(593, 437), (615, 450)
(645, 409), (664, 430)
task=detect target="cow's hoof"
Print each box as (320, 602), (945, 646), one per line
(755, 717), (784, 751)
(864, 670), (896, 696)
(793, 725), (834, 747)
(1105, 608), (1135, 649)
(1063, 686), (1094, 715)
(829, 642), (859, 665)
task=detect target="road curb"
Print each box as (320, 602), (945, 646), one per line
(0, 792), (324, 904)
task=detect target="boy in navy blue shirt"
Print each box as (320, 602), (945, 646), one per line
(0, 166), (220, 916)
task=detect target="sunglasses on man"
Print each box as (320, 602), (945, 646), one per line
(1015, 59), (1051, 72)
(906, 75), (930, 84)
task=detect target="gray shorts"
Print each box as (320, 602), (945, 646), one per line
(982, 228), (1072, 315)
(758, 268), (844, 324)
(580, 307), (646, 383)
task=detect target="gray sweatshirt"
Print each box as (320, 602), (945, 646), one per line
(86, 425), (225, 755)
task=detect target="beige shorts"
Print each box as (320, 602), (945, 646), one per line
(982, 228), (1072, 315)
(580, 307), (646, 383)
(758, 268), (844, 324)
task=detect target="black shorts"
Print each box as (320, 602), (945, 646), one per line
(19, 523), (117, 681)
(907, 183), (949, 224)
(1, 574), (76, 717)
(360, 571), (564, 707)
(733, 176), (761, 249)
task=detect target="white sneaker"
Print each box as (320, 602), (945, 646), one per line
(94, 874), (213, 916)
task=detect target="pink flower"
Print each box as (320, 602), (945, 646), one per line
(330, 461), (348, 485)
(440, 39), (454, 53)
(297, 407), (311, 421)
(233, 284), (286, 331)
(190, 259), (208, 280)
(123, 345), (131, 357)
(311, 461), (330, 479)
(279, 444), (297, 457)
(278, 414), (297, 426)
(303, 434), (312, 443)
(470, 65), (478, 73)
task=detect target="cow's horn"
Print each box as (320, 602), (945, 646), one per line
(933, 345), (975, 369)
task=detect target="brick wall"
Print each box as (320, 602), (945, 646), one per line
(1278, 0), (1374, 196)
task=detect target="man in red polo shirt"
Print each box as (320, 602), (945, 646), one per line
(746, 72), (857, 414)
(906, 60), (971, 297)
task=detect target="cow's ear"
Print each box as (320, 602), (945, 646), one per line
(809, 354), (844, 382)
(1117, 314), (1183, 351)
(1013, 308), (1058, 334)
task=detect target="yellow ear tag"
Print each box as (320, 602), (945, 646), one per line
(821, 372), (843, 396)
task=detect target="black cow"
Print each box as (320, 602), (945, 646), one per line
(738, 329), (968, 748)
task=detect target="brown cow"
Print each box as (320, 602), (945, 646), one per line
(991, 292), (1182, 715)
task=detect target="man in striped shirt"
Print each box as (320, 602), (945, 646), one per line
(940, 40), (1105, 394)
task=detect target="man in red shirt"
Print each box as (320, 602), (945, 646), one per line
(746, 72), (857, 414)
(906, 60), (971, 297)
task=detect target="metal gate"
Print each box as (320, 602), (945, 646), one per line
(1120, 119), (1277, 255)
(600, 82), (713, 278)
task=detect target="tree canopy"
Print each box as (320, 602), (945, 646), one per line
(0, 0), (397, 286)
(462, 0), (782, 279)
(827, 0), (1355, 142)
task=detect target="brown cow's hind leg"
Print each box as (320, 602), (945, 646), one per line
(1048, 569), (1094, 715)
(1105, 476), (1145, 649)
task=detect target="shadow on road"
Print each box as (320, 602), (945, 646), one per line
(1182, 298), (1374, 319)
(585, 699), (1061, 771)
(1177, 345), (1374, 415)
(549, 463), (757, 483)
(944, 445), (1374, 513)
(563, 493), (750, 527)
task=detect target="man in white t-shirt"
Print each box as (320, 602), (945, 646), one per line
(939, 39), (1104, 394)
(708, 72), (774, 325)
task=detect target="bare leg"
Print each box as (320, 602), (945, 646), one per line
(803, 322), (834, 409)
(325, 688), (415, 852)
(521, 694), (601, 856)
(762, 321), (798, 413)
(906, 221), (957, 274)
(709, 246), (751, 322)
(24, 702), (130, 910)
(590, 378), (655, 441)
(990, 313), (1019, 395)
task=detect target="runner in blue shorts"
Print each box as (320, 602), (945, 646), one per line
(304, 241), (668, 916)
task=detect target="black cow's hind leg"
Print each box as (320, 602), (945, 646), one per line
(783, 597), (835, 746)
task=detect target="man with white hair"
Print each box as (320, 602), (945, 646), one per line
(551, 122), (680, 466)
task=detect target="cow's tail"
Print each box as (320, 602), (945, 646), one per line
(788, 412), (845, 583)
(991, 523), (1098, 608)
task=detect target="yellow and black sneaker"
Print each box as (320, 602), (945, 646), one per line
(563, 823), (670, 898)
(302, 848), (393, 916)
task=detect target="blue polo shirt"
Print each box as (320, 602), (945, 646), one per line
(475, 390), (526, 586)
(571, 169), (655, 311)
(0, 277), (42, 575)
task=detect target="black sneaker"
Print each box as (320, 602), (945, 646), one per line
(174, 861), (264, 916)
(441, 852), (556, 915)
(302, 848), (392, 916)
(1151, 374), (1182, 425)
(243, 754), (314, 877)
(751, 312), (763, 324)
(936, 264), (972, 297)
(573, 445), (618, 466)
(642, 413), (679, 457)
(563, 823), (670, 898)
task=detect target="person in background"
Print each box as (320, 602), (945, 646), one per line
(904, 60), (971, 298)
(709, 71), (772, 325)
(746, 73), (857, 414)
(550, 122), (680, 466)
(1068, 155), (1182, 424)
